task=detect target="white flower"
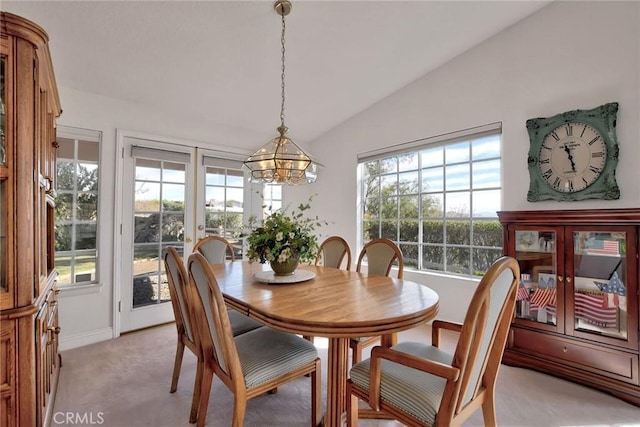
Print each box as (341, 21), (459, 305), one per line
(276, 232), (284, 241)
(289, 232), (295, 239)
(278, 247), (291, 262)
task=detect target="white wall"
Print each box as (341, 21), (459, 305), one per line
(301, 1), (640, 323)
(58, 1), (639, 348)
(56, 88), (267, 350)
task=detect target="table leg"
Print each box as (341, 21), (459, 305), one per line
(325, 337), (349, 427)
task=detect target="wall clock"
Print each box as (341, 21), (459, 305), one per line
(526, 102), (620, 202)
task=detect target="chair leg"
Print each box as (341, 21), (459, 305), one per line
(189, 356), (204, 423)
(482, 391), (498, 427)
(311, 359), (322, 427)
(196, 366), (214, 427)
(170, 339), (186, 393)
(351, 341), (362, 366)
(232, 393), (248, 427)
(346, 382), (358, 427)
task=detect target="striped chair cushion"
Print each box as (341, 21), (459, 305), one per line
(228, 309), (263, 336)
(235, 327), (318, 388)
(349, 342), (453, 425)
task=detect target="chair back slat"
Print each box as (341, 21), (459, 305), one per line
(163, 247), (194, 343)
(194, 235), (235, 264)
(316, 236), (351, 270)
(356, 238), (404, 279)
(451, 257), (519, 414)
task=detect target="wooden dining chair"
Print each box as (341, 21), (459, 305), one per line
(350, 238), (404, 365)
(346, 256), (520, 426)
(314, 235), (352, 270)
(193, 235), (236, 264)
(162, 247), (262, 423)
(186, 252), (322, 427)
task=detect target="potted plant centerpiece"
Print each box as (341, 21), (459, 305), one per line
(246, 200), (322, 275)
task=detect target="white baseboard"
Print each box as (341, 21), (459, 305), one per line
(59, 327), (114, 351)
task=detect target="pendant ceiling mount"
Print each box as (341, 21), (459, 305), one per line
(243, 0), (319, 185)
(274, 0), (291, 16)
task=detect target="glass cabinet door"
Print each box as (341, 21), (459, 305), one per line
(1, 53), (8, 301)
(572, 230), (628, 341)
(513, 228), (558, 328)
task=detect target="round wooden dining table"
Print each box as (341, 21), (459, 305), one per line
(208, 261), (440, 427)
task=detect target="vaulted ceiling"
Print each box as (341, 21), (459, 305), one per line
(3, 1), (550, 142)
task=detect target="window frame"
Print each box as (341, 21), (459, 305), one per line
(55, 126), (102, 287)
(357, 123), (503, 277)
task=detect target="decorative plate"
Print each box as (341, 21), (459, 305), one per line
(253, 269), (316, 284)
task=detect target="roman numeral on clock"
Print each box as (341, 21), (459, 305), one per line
(565, 124), (573, 136)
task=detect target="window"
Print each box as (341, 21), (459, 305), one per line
(359, 124), (503, 276)
(55, 127), (101, 285)
(203, 165), (245, 239)
(262, 184), (283, 216)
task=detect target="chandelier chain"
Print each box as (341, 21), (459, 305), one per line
(280, 9), (286, 129)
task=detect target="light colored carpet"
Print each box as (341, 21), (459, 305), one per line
(52, 323), (640, 426)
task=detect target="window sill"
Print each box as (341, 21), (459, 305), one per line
(403, 268), (482, 284)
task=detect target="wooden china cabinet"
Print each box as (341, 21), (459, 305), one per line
(1, 12), (62, 426)
(498, 208), (640, 406)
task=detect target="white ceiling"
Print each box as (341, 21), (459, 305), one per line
(3, 0), (550, 143)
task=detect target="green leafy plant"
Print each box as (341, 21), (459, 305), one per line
(246, 198), (323, 264)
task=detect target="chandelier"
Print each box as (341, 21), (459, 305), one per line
(243, 0), (319, 185)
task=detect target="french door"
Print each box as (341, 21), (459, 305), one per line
(194, 150), (256, 258)
(119, 137), (196, 332)
(117, 134), (263, 333)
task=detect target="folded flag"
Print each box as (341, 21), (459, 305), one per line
(595, 271), (626, 308)
(574, 292), (617, 328)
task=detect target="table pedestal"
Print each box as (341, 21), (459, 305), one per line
(325, 337), (349, 427)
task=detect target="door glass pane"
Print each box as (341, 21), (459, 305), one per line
(0, 180), (6, 291)
(514, 229), (557, 326)
(203, 166), (244, 238)
(1, 55), (5, 166)
(132, 159), (185, 308)
(573, 231), (626, 340)
(0, 56), (8, 292)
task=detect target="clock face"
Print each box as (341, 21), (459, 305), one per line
(537, 122), (607, 193)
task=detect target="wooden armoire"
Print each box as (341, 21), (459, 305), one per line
(1, 12), (62, 426)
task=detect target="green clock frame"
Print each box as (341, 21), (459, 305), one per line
(526, 102), (620, 202)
